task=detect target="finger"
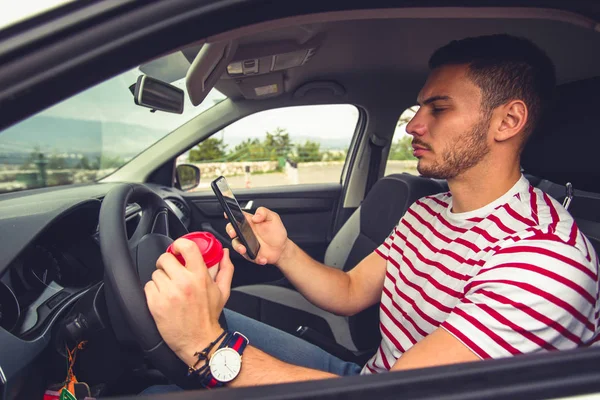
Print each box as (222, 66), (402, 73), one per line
(156, 252), (187, 280)
(225, 223), (237, 238)
(250, 207), (268, 223)
(171, 238), (207, 275)
(144, 280), (158, 299)
(215, 249), (234, 302)
(151, 269), (171, 292)
(256, 256), (268, 265)
(223, 212), (228, 220)
(231, 238), (247, 255)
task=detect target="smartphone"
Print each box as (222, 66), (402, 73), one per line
(211, 176), (260, 260)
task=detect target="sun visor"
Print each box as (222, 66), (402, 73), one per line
(186, 40), (238, 106)
(236, 72), (284, 100)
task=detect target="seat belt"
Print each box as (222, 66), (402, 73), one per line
(365, 133), (387, 195)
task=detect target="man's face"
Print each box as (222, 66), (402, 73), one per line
(406, 64), (491, 180)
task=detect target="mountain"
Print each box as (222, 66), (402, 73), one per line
(0, 115), (166, 165)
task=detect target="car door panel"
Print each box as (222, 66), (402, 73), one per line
(182, 183), (342, 287)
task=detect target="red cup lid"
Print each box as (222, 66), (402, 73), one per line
(166, 232), (224, 268)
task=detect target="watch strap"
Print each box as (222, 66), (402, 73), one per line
(201, 331), (249, 388)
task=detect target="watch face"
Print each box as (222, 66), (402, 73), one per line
(209, 348), (242, 383)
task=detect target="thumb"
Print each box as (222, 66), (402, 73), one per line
(251, 207), (271, 223)
(215, 249), (234, 302)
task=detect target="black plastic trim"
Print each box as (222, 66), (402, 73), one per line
(112, 346), (600, 399)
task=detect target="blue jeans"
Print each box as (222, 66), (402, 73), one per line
(142, 309), (362, 394)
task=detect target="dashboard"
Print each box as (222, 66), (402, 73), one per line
(0, 182), (191, 396)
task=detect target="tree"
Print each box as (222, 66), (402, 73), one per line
(296, 140), (322, 162)
(264, 127), (292, 160)
(389, 135), (415, 161)
(189, 138), (228, 162)
(230, 138), (266, 161)
(47, 154), (68, 170)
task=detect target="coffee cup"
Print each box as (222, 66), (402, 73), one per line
(166, 232), (224, 280)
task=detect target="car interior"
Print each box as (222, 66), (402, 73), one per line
(2, 3), (600, 399)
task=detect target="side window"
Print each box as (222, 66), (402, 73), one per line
(178, 104), (359, 190)
(385, 106), (419, 176)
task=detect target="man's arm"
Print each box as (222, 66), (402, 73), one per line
(227, 207), (387, 316)
(275, 241), (387, 316)
(390, 328), (480, 372)
(146, 239), (480, 388)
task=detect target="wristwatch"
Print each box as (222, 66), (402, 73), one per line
(202, 331), (249, 388)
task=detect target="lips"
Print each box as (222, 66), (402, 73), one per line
(412, 142), (431, 157)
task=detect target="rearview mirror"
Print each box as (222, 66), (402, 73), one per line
(132, 75), (184, 114)
(176, 164), (200, 191)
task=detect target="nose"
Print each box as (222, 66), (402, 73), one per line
(405, 108), (426, 137)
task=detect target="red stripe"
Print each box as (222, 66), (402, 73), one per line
(398, 223), (485, 267)
(378, 346), (392, 370)
(568, 223), (578, 246)
(582, 236), (592, 262)
(394, 230), (470, 281)
(380, 322), (406, 352)
(386, 256), (453, 314)
(389, 248), (462, 298)
(529, 186), (540, 225)
(365, 363), (377, 374)
(468, 217), (484, 223)
(477, 289), (583, 345)
(408, 208), (449, 244)
(462, 298), (558, 351)
(494, 245), (597, 281)
(381, 302), (418, 345)
(428, 196), (449, 208)
(384, 273), (442, 327)
(441, 321), (491, 359)
(500, 204), (536, 227)
(471, 226), (500, 244)
(589, 334), (600, 345)
(478, 262), (595, 305)
(416, 200), (467, 233)
(466, 279), (595, 332)
(231, 336), (243, 352)
(488, 214), (516, 235)
(375, 248), (388, 259)
(451, 306), (521, 355)
(382, 286), (429, 337)
(408, 206), (482, 253)
(542, 192), (560, 233)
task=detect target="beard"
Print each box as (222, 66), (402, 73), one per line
(416, 114), (491, 180)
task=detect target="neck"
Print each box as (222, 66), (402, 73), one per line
(447, 162), (522, 213)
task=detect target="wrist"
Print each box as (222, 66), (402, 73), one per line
(275, 239), (297, 270)
(179, 326), (225, 367)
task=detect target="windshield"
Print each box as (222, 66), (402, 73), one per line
(0, 60), (226, 195)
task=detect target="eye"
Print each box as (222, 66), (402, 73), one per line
(431, 107), (446, 115)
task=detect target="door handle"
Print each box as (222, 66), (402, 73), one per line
(241, 200), (254, 210)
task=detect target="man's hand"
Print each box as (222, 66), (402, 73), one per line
(144, 238), (235, 366)
(226, 207), (290, 266)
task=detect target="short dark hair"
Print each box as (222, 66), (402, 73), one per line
(429, 34), (556, 140)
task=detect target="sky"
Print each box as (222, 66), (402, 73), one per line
(0, 0), (74, 30)
(0, 7), (411, 160)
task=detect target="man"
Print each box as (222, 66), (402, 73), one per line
(143, 34), (600, 392)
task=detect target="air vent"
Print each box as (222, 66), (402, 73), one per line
(166, 198), (190, 220)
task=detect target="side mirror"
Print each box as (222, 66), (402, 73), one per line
(176, 164), (201, 191)
(131, 75), (184, 114)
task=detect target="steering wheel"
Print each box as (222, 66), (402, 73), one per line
(98, 183), (213, 389)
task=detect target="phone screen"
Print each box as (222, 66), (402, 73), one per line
(212, 177), (260, 259)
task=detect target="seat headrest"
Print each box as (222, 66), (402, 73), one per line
(521, 77), (600, 193)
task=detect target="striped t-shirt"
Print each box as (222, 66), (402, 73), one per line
(363, 175), (600, 374)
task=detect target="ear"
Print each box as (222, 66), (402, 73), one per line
(493, 100), (528, 142)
